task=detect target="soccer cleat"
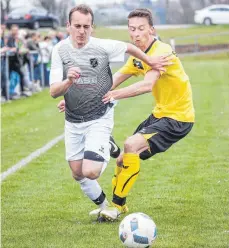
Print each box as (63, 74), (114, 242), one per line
(89, 200), (111, 219)
(100, 204), (129, 221)
(100, 207), (121, 221)
(89, 207), (103, 217)
(109, 136), (121, 158)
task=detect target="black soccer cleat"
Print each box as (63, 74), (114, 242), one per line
(109, 136), (121, 158)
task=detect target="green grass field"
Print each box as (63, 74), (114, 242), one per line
(95, 25), (229, 45)
(1, 53), (229, 248)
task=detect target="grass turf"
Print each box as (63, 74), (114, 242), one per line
(95, 25), (229, 45)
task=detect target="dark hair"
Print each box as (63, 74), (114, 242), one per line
(128, 8), (153, 26)
(44, 36), (50, 41)
(69, 4), (94, 25)
(30, 32), (36, 37)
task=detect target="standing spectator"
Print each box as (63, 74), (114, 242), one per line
(56, 31), (67, 42)
(18, 29), (33, 92)
(48, 30), (59, 45)
(26, 32), (42, 91)
(7, 25), (30, 98)
(39, 36), (53, 87)
(1, 24), (9, 102)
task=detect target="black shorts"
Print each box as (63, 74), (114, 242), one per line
(133, 114), (194, 160)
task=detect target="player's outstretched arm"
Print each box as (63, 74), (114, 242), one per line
(112, 72), (132, 90)
(126, 43), (172, 72)
(102, 69), (160, 103)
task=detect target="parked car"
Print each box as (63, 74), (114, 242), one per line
(5, 7), (59, 30)
(194, 4), (229, 25)
(94, 7), (129, 25)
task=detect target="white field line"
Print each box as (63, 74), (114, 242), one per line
(1, 134), (64, 182)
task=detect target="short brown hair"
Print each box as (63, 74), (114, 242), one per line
(128, 8), (153, 26)
(69, 4), (94, 24)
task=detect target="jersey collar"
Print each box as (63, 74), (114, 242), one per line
(144, 38), (157, 54)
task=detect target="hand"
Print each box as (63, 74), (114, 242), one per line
(148, 53), (173, 72)
(57, 99), (66, 112)
(67, 67), (81, 83)
(102, 91), (115, 104)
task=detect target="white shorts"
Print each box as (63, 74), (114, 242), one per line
(65, 108), (114, 162)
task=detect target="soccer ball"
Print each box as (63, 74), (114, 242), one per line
(119, 212), (157, 248)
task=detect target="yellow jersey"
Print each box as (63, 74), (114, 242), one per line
(119, 39), (195, 122)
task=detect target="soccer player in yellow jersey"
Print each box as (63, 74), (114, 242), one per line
(100, 8), (195, 221)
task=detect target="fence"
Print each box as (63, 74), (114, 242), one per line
(1, 51), (46, 101)
(167, 31), (229, 54)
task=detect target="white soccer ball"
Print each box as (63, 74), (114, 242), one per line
(119, 213), (157, 248)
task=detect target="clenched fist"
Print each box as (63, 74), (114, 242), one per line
(67, 67), (81, 83)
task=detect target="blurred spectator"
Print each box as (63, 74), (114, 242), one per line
(7, 25), (31, 98)
(18, 29), (34, 92)
(26, 32), (42, 91)
(39, 36), (53, 87)
(48, 30), (59, 45)
(56, 31), (66, 42)
(1, 24), (9, 102)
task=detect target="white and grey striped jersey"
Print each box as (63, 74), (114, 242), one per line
(50, 36), (127, 123)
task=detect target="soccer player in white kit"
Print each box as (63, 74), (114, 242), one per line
(49, 4), (171, 218)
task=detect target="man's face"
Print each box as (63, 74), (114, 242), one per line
(1, 24), (6, 33)
(67, 11), (93, 47)
(128, 17), (153, 48)
(11, 26), (19, 38)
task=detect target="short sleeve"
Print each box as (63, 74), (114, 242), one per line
(118, 57), (140, 76)
(99, 39), (127, 63)
(49, 44), (63, 85)
(145, 43), (173, 75)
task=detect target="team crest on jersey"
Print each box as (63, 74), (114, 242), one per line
(133, 59), (144, 70)
(90, 58), (98, 68)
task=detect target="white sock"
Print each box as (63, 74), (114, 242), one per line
(99, 198), (109, 209)
(77, 178), (107, 207)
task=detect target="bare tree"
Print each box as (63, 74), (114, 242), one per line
(1, 0), (11, 14)
(1, 0), (12, 23)
(165, 0), (170, 24)
(179, 0), (195, 24)
(56, 0), (75, 26)
(33, 0), (57, 14)
(199, 0), (207, 8)
(32, 0), (75, 26)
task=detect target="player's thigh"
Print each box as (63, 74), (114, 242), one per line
(137, 117), (193, 160)
(83, 115), (113, 177)
(65, 120), (85, 161)
(124, 133), (149, 154)
(84, 110), (114, 163)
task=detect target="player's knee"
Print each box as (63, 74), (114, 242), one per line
(124, 136), (137, 153)
(72, 173), (84, 181)
(83, 169), (100, 180)
(83, 151), (105, 179)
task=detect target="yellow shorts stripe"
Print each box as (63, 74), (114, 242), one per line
(142, 132), (158, 154)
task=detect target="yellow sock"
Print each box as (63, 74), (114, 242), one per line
(114, 153), (140, 199)
(112, 165), (122, 193)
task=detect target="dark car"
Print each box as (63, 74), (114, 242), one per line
(5, 7), (59, 30)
